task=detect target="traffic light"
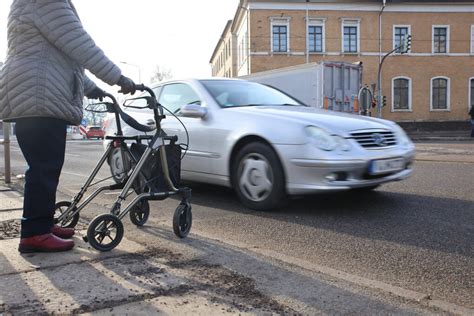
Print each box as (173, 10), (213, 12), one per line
(382, 95), (387, 107)
(402, 35), (412, 54)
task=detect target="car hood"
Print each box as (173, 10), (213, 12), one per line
(227, 105), (394, 134)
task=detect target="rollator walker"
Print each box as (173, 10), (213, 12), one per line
(53, 84), (192, 251)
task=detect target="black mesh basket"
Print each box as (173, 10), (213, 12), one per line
(129, 142), (181, 194)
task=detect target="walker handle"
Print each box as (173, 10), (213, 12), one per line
(103, 92), (155, 133)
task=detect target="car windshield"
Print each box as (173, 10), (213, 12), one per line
(200, 80), (303, 108)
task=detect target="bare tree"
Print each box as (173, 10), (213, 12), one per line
(150, 65), (172, 83)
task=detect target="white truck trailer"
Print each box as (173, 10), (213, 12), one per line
(240, 61), (363, 114)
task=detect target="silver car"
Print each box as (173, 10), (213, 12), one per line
(104, 78), (415, 211)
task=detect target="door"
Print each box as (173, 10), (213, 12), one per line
(158, 83), (212, 175)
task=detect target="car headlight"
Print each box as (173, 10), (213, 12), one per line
(333, 135), (352, 151)
(305, 126), (338, 151)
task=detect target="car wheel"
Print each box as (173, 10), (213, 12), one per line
(232, 142), (286, 211)
(108, 147), (130, 184)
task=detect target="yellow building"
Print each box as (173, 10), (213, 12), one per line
(210, 0), (474, 124)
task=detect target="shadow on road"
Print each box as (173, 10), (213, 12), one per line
(138, 226), (419, 315)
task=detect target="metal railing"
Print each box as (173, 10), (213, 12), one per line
(1, 121), (11, 184)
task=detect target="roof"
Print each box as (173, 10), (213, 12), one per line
(209, 20), (233, 64)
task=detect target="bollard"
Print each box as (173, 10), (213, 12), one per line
(1, 122), (11, 184)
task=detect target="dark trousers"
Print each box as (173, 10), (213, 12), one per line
(15, 117), (67, 238)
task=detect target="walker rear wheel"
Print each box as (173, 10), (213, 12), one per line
(53, 201), (80, 228)
(173, 202), (192, 238)
(87, 214), (124, 252)
(129, 200), (150, 226)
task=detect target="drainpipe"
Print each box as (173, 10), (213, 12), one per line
(246, 4), (251, 75)
(306, 0), (309, 63)
(377, 0), (386, 118)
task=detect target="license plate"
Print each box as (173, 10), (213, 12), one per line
(369, 158), (405, 175)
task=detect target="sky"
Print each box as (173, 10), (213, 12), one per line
(0, 0), (239, 87)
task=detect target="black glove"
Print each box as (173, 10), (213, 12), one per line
(117, 75), (136, 95)
(87, 87), (106, 101)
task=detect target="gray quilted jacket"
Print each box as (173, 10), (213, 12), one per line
(0, 0), (122, 125)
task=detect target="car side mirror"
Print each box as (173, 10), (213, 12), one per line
(180, 103), (208, 118)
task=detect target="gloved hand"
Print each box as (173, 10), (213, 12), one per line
(86, 87), (106, 101)
(117, 75), (136, 95)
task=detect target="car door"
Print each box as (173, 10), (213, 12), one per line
(158, 82), (212, 175)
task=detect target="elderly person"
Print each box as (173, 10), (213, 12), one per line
(0, 0), (136, 253)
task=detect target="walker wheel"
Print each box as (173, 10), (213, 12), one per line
(129, 200), (150, 226)
(87, 214), (124, 252)
(53, 201), (80, 228)
(173, 202), (192, 238)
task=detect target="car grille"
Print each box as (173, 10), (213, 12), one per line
(350, 129), (397, 149)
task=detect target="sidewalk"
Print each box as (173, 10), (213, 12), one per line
(407, 130), (473, 142)
(0, 182), (282, 315)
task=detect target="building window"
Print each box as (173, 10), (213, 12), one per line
(471, 25), (474, 54)
(393, 26), (410, 53)
(341, 19), (360, 53)
(392, 77), (411, 111)
(343, 26), (358, 52)
(470, 78), (474, 109)
(433, 26), (449, 54)
(431, 77), (450, 110)
(309, 25), (323, 52)
(270, 17), (290, 53)
(272, 25), (287, 52)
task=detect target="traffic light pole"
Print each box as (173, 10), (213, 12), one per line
(376, 46), (399, 118)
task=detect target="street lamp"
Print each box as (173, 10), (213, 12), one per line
(119, 61), (142, 83)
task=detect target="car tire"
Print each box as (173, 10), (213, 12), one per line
(352, 185), (380, 192)
(232, 142), (286, 211)
(108, 147), (131, 184)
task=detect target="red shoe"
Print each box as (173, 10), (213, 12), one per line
(51, 225), (75, 239)
(18, 233), (74, 253)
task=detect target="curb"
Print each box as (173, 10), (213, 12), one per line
(410, 137), (474, 142)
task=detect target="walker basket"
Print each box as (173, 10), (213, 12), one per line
(130, 142), (181, 194)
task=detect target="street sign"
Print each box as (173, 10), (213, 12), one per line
(81, 119), (87, 126)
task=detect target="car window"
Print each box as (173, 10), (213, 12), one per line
(158, 83), (201, 114)
(201, 80), (302, 108)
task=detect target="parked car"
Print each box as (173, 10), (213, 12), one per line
(67, 126), (84, 140)
(104, 78), (415, 211)
(85, 126), (105, 139)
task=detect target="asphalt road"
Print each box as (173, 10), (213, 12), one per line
(1, 139), (473, 313)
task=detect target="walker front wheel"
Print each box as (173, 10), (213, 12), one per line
(129, 200), (150, 227)
(173, 203), (192, 238)
(87, 214), (124, 252)
(53, 201), (80, 228)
